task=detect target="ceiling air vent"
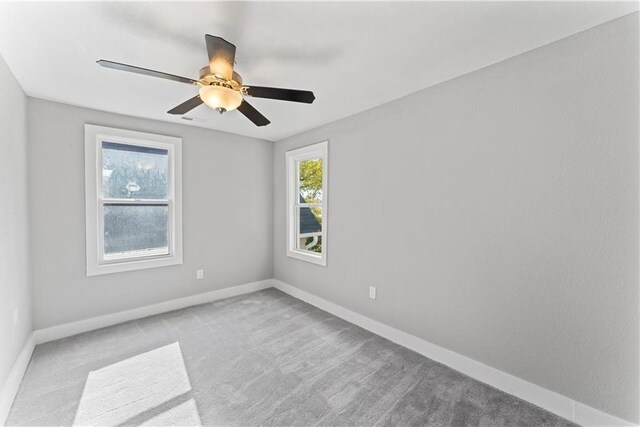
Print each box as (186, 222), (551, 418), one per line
(180, 116), (206, 123)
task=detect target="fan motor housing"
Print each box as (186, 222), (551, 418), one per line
(199, 66), (242, 86)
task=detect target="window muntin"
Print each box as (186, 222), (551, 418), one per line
(85, 125), (182, 276)
(286, 142), (328, 266)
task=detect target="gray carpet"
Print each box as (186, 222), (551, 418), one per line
(7, 289), (576, 426)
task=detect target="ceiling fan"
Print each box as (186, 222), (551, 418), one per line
(97, 35), (316, 127)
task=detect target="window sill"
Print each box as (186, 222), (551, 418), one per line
(286, 249), (326, 266)
(87, 253), (182, 276)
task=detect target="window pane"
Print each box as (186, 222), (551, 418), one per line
(298, 206), (322, 234)
(102, 142), (169, 199)
(297, 234), (322, 253)
(103, 205), (169, 259)
(297, 206), (322, 253)
(298, 158), (322, 203)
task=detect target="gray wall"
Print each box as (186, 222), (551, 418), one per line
(273, 14), (639, 423)
(0, 56), (31, 394)
(28, 99), (273, 329)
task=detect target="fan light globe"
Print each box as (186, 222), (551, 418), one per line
(199, 85), (242, 112)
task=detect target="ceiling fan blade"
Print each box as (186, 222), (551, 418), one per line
(167, 96), (204, 115)
(205, 35), (236, 80)
(97, 60), (197, 85)
(237, 100), (270, 127)
(244, 86), (315, 104)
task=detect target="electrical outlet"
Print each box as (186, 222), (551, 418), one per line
(13, 308), (18, 328)
(369, 286), (376, 300)
(196, 269), (204, 280)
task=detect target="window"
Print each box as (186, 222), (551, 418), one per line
(85, 125), (182, 276)
(286, 141), (328, 266)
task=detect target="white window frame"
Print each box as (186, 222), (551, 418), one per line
(84, 124), (183, 276)
(286, 141), (328, 266)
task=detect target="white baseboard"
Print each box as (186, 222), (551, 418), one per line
(272, 279), (637, 427)
(16, 278), (637, 427)
(33, 279), (273, 344)
(0, 333), (35, 426)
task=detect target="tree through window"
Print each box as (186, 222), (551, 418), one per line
(286, 142), (328, 266)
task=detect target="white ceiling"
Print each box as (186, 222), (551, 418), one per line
(0, 2), (637, 142)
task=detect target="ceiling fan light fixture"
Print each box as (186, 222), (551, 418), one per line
(198, 85), (242, 113)
(98, 34), (314, 126)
